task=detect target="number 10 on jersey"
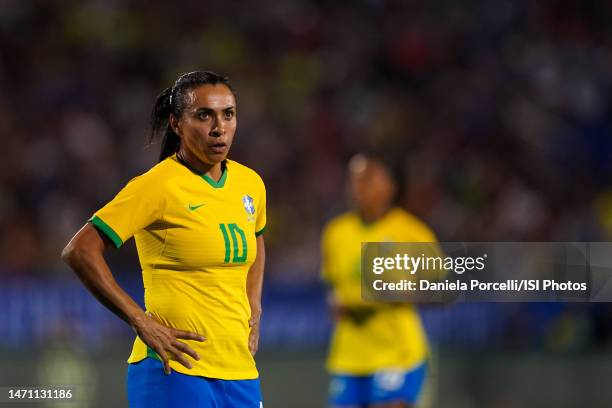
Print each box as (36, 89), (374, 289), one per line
(219, 223), (247, 263)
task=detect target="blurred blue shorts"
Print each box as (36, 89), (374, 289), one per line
(126, 357), (262, 408)
(328, 363), (427, 407)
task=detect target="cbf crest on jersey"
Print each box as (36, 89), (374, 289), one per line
(242, 194), (256, 222)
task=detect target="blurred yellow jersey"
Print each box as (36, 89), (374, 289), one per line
(89, 153), (266, 380)
(321, 208), (436, 375)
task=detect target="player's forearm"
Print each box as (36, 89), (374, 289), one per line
(62, 231), (145, 328)
(246, 236), (265, 323)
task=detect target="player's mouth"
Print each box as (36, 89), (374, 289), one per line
(209, 142), (228, 154)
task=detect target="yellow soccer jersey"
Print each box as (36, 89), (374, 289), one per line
(89, 153), (266, 380)
(321, 208), (436, 375)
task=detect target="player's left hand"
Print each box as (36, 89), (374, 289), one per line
(248, 317), (260, 356)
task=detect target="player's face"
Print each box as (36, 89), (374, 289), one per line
(348, 155), (396, 217)
(176, 84), (237, 165)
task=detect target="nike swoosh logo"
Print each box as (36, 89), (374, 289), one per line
(188, 203), (206, 211)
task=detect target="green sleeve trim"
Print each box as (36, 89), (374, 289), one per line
(89, 215), (123, 248)
(255, 226), (266, 237)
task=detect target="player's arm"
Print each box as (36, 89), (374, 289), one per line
(61, 222), (205, 374)
(246, 235), (265, 356)
(320, 225), (377, 323)
(320, 225), (349, 321)
(320, 226), (340, 319)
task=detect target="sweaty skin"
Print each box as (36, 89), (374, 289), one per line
(169, 84), (237, 181)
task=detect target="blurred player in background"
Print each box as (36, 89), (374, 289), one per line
(62, 71), (267, 407)
(321, 152), (437, 408)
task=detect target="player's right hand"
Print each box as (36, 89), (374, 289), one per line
(131, 311), (206, 375)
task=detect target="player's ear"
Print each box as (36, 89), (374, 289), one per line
(169, 113), (181, 137)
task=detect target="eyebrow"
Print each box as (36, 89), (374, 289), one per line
(194, 106), (235, 113)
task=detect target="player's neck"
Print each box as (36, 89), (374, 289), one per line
(177, 149), (224, 181)
(358, 205), (393, 225)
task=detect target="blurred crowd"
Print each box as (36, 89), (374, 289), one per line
(0, 0), (611, 285)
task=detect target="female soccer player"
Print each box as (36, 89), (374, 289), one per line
(321, 153), (436, 408)
(62, 71), (266, 407)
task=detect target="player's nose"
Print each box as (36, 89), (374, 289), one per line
(209, 122), (225, 137)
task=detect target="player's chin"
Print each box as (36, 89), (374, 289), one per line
(204, 150), (230, 164)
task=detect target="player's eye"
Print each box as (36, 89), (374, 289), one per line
(198, 112), (210, 120)
(224, 110), (235, 120)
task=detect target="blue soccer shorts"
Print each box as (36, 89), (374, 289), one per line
(328, 363), (427, 407)
(126, 357), (263, 408)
